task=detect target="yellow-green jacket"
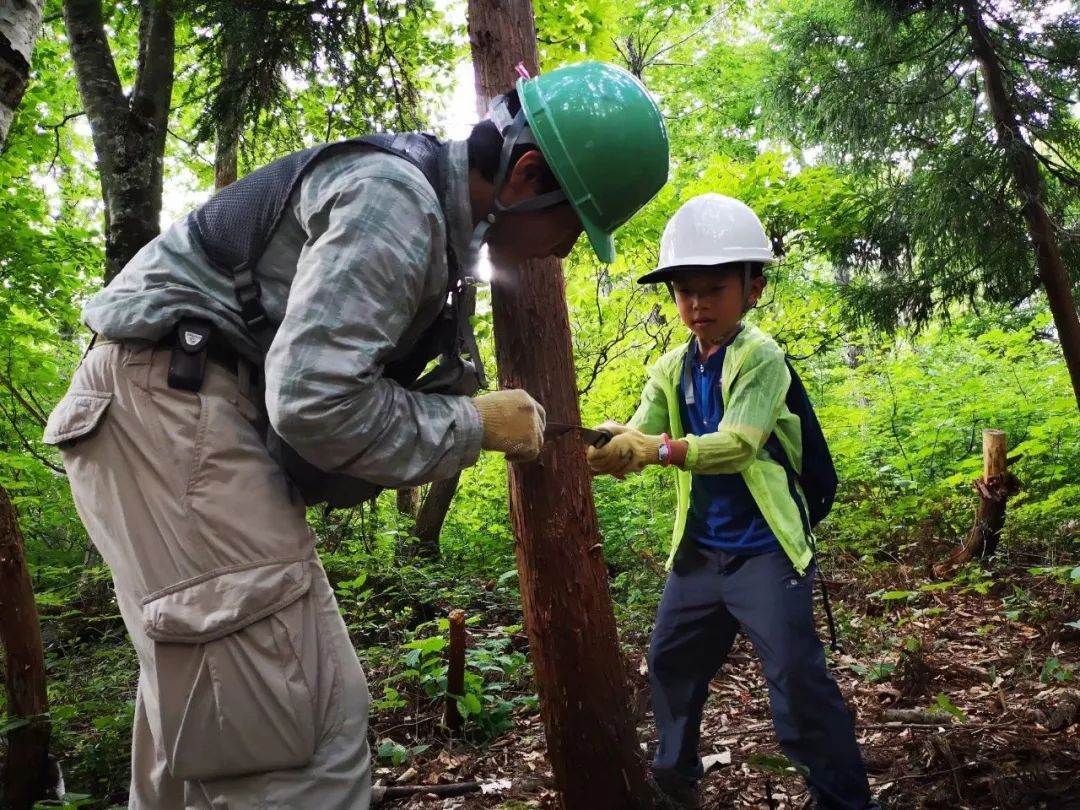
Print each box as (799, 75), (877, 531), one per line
(629, 324), (814, 573)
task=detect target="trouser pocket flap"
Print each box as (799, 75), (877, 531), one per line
(142, 558), (311, 643)
(141, 559), (318, 780)
(43, 391), (113, 446)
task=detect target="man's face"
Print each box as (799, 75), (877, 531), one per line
(486, 205), (584, 264)
(670, 267), (764, 344)
(485, 150), (584, 264)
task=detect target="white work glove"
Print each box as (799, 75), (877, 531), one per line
(586, 422), (664, 477)
(473, 389), (546, 462)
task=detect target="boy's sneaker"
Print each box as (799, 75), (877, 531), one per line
(652, 773), (701, 809)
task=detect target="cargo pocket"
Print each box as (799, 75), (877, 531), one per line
(142, 558), (318, 781)
(43, 391), (113, 447)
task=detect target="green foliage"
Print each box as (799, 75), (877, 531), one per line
(764, 0), (1080, 332)
(1039, 656), (1076, 685)
(380, 618), (535, 739)
(746, 751), (810, 778)
(930, 692), (967, 723)
(2, 0), (1078, 804)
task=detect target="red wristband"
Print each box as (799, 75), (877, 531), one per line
(660, 433), (673, 466)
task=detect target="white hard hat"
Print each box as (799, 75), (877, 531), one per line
(637, 193), (775, 284)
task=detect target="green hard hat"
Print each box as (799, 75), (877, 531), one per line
(517, 62), (669, 264)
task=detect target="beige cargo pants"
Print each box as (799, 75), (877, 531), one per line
(44, 341), (371, 809)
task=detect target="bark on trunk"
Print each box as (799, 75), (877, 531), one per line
(62, 0), (175, 284)
(467, 6), (655, 806)
(961, 0), (1080, 412)
(213, 29), (243, 191)
(214, 136), (237, 190)
(0, 483), (51, 810)
(396, 477), (459, 559)
(396, 487), (420, 518)
(0, 0), (45, 147)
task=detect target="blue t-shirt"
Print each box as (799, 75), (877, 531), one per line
(679, 341), (781, 555)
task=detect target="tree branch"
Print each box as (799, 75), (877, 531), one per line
(130, 0), (176, 137)
(0, 396), (64, 475)
(42, 110), (85, 172)
(61, 0), (127, 180)
(0, 372), (48, 428)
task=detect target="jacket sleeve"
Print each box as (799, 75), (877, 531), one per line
(263, 170), (482, 487)
(627, 371), (671, 435)
(683, 343), (790, 474)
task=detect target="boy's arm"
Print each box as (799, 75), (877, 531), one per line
(682, 345), (790, 474)
(627, 373), (670, 435)
(586, 373), (669, 477)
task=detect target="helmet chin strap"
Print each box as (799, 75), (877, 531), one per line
(741, 261), (754, 313)
(468, 94), (568, 264)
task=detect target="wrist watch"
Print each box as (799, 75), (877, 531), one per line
(658, 433), (671, 466)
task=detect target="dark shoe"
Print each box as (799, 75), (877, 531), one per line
(653, 773), (701, 809)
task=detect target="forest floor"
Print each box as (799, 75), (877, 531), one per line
(368, 554), (1080, 810)
(17, 548), (1080, 810)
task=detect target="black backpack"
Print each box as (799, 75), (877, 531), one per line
(773, 358), (838, 532)
(769, 356), (841, 651)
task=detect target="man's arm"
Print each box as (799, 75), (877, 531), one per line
(264, 168), (483, 488)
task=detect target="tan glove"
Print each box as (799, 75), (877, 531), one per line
(586, 422), (664, 476)
(473, 389), (546, 462)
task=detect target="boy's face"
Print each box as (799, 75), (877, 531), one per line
(670, 267), (765, 345)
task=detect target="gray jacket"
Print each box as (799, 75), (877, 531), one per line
(83, 141), (483, 487)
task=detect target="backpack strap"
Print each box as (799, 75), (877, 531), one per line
(766, 360), (839, 652)
(766, 427), (839, 652)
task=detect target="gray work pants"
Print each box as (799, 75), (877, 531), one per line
(45, 341), (371, 809)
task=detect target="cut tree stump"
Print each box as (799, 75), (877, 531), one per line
(936, 430), (1021, 576)
(0, 483), (52, 810)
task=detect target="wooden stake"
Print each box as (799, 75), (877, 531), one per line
(445, 609), (466, 731)
(983, 429), (1006, 479)
(936, 429), (1020, 574)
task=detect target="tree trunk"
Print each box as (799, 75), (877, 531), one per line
(214, 135), (237, 190)
(961, 0), (1080, 412)
(397, 477), (456, 560)
(0, 0), (45, 147)
(413, 474), (460, 558)
(0, 483), (51, 810)
(396, 487), (420, 518)
(62, 0), (175, 284)
(936, 429), (1020, 574)
(213, 26), (244, 191)
(467, 6), (655, 806)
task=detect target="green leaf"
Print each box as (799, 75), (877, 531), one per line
(377, 739), (409, 766)
(880, 590), (918, 601)
(931, 693), (967, 723)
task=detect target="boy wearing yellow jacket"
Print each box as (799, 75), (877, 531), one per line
(588, 194), (877, 809)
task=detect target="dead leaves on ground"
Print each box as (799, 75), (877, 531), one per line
(371, 562), (1079, 809)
